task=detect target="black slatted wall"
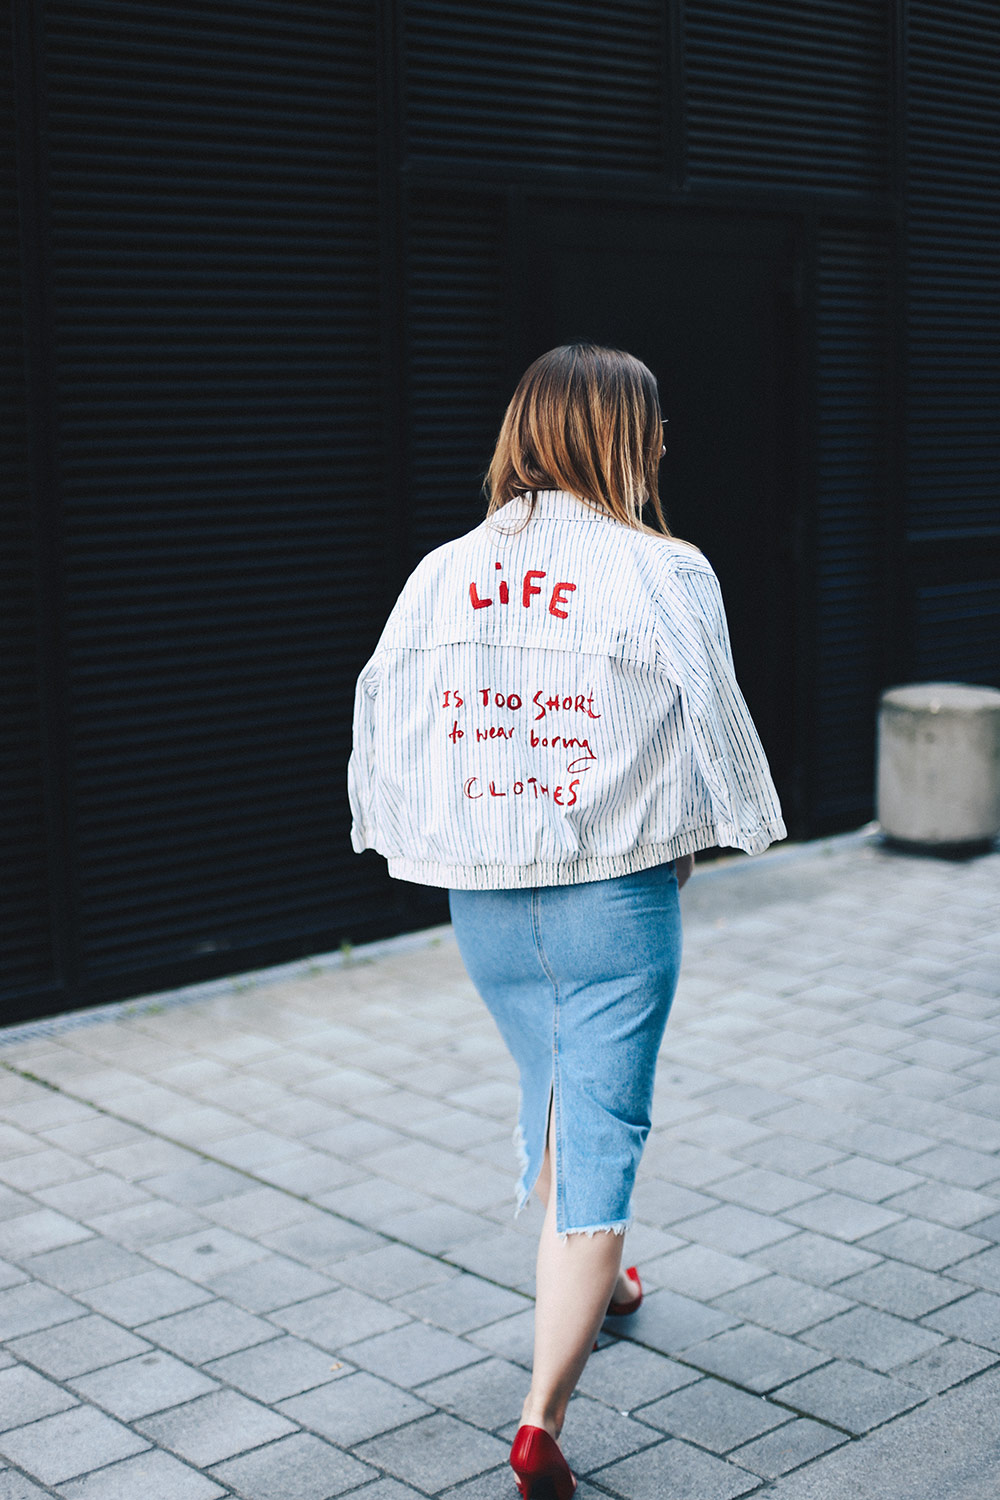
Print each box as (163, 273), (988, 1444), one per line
(907, 1), (1000, 685)
(684, 0), (891, 190)
(35, 1), (392, 1002)
(403, 0), (666, 172)
(1, 1), (59, 1002)
(812, 228), (892, 822)
(404, 192), (507, 565)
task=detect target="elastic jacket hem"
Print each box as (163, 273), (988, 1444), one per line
(382, 819), (785, 890)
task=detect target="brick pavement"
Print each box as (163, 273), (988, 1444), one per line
(0, 825), (998, 1499)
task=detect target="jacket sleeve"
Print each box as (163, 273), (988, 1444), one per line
(347, 650), (382, 853)
(653, 558), (787, 855)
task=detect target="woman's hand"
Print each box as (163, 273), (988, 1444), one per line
(675, 853), (695, 889)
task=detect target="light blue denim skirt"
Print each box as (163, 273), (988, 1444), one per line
(448, 860), (682, 1239)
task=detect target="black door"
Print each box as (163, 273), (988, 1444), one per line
(516, 201), (800, 838)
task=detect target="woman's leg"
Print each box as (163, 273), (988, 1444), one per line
(520, 1094), (627, 1440)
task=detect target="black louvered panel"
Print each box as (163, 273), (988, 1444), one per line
(811, 226), (891, 822)
(43, 2), (390, 985)
(684, 0), (890, 192)
(912, 578), (1000, 687)
(1, 7), (59, 1000)
(406, 191), (507, 563)
(403, 1), (665, 172)
(907, 3), (1000, 538)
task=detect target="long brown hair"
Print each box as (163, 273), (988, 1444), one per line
(484, 342), (681, 540)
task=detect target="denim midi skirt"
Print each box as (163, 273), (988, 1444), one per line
(448, 859), (682, 1239)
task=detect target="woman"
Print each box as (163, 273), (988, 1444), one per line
(348, 343), (786, 1497)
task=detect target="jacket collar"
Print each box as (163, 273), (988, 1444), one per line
(491, 489), (621, 526)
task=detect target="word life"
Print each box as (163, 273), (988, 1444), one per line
(469, 563), (577, 618)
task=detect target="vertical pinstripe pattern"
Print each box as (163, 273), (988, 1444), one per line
(348, 490), (786, 889)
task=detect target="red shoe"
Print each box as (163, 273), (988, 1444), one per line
(509, 1424), (577, 1500)
(607, 1266), (643, 1317)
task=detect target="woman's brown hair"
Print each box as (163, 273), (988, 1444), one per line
(484, 342), (681, 540)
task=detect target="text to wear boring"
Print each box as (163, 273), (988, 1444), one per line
(444, 683), (601, 809)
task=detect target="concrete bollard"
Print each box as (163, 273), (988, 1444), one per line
(876, 681), (1000, 853)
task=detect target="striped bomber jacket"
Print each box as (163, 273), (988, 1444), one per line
(348, 488), (787, 890)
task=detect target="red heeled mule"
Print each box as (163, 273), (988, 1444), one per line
(509, 1424), (577, 1500)
(607, 1265), (643, 1317)
(592, 1266), (643, 1350)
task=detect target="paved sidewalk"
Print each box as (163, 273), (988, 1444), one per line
(1, 827), (999, 1500)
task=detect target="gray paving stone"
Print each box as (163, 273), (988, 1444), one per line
(593, 1435), (758, 1499)
(805, 1156), (924, 1203)
(675, 1203), (799, 1255)
(202, 1255), (336, 1313)
(377, 1202), (498, 1254)
(922, 1288), (1000, 1352)
(737, 1135), (847, 1177)
(0, 1404), (149, 1485)
(137, 1298), (276, 1363)
(904, 1145), (1000, 1190)
(749, 1231), (881, 1287)
(270, 1287), (411, 1350)
(0, 1280), (86, 1339)
(278, 1370), (434, 1445)
(341, 1319), (487, 1386)
(781, 1192), (903, 1242)
(0, 1258), (25, 1290)
(141, 1161), (252, 1205)
(0, 1209), (92, 1260)
(762, 1364), (1000, 1500)
(774, 1359), (924, 1434)
(0, 1471), (52, 1499)
(58, 1447), (226, 1499)
(328, 1241), (456, 1299)
(8, 1312), (152, 1378)
(576, 1341), (702, 1411)
(200, 1187), (313, 1237)
(558, 1395), (667, 1474)
(0, 1187), (39, 1224)
(314, 1177), (437, 1227)
(893, 1338), (999, 1395)
(619, 1287), (738, 1356)
(82, 1267), (213, 1325)
(443, 1228), (539, 1291)
(682, 1325), (830, 1393)
(881, 1182), (1000, 1229)
(0, 1148), (97, 1192)
(801, 1304), (946, 1372)
(69, 1350), (219, 1419)
(415, 1355), (528, 1430)
(88, 1201), (207, 1247)
(713, 1274), (853, 1335)
(466, 1307), (535, 1367)
(210, 1429), (376, 1498)
(856, 1216), (990, 1271)
(136, 1389), (296, 1466)
(711, 1167), (823, 1214)
(729, 1416), (847, 1478)
(638, 1375), (790, 1452)
(19, 1238), (148, 1293)
(964, 1208), (1000, 1242)
(391, 1271), (530, 1333)
(205, 1335), (347, 1400)
(629, 1178), (718, 1227)
(256, 1151), (368, 1199)
(833, 1260), (967, 1318)
(0, 1364), (77, 1431)
(41, 1115), (145, 1156)
(354, 1411), (510, 1492)
(145, 1226), (269, 1281)
(946, 1245), (1000, 1292)
(259, 1214), (383, 1266)
(642, 1244), (767, 1302)
(35, 1173), (150, 1221)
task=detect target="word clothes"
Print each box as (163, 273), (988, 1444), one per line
(348, 489), (786, 889)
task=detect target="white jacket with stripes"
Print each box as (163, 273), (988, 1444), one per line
(348, 489), (787, 889)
